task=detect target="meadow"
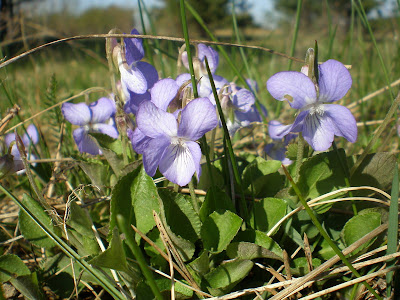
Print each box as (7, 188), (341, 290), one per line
(0, 0), (399, 299)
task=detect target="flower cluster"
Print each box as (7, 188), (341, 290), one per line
(59, 28), (357, 187)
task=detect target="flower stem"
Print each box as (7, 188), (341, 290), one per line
(116, 215), (163, 300)
(188, 178), (199, 213)
(282, 165), (383, 300)
(295, 133), (304, 181)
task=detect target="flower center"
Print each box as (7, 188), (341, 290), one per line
(308, 103), (325, 116)
(171, 136), (187, 146)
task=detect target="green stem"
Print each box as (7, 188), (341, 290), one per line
(188, 179), (199, 213)
(205, 58), (248, 221)
(0, 184), (125, 299)
(282, 165), (383, 300)
(295, 133), (305, 181)
(116, 215), (163, 300)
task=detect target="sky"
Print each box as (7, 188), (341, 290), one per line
(28, 0), (274, 27)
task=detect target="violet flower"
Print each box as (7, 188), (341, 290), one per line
(5, 124), (39, 174)
(264, 120), (296, 165)
(266, 59), (357, 151)
(181, 43), (219, 76)
(118, 29), (158, 95)
(62, 97), (119, 155)
(133, 97), (218, 186)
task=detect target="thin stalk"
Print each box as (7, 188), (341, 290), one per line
(137, 0), (155, 66)
(275, 0), (302, 116)
(188, 179), (199, 213)
(295, 133), (305, 181)
(179, 0), (214, 188)
(282, 165), (383, 300)
(205, 58), (248, 221)
(116, 215), (163, 300)
(386, 166), (399, 297)
(0, 184), (125, 299)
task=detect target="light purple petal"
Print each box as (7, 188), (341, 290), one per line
(267, 71), (317, 109)
(236, 106), (262, 124)
(150, 78), (179, 111)
(62, 103), (91, 126)
(246, 78), (258, 93)
(303, 113), (335, 151)
(318, 59), (352, 102)
(120, 64), (147, 94)
(128, 128), (152, 154)
(5, 133), (16, 147)
(90, 97), (116, 123)
(178, 98), (218, 141)
(136, 101), (178, 138)
(186, 141), (202, 181)
(124, 28), (144, 65)
(92, 123), (119, 139)
(198, 44), (219, 74)
(142, 136), (170, 177)
(273, 110), (308, 139)
(158, 141), (196, 186)
(269, 120), (287, 140)
(124, 91), (151, 115)
(324, 104), (357, 143)
(22, 124), (39, 146)
(265, 142), (292, 165)
(176, 73), (191, 87)
(232, 88), (255, 112)
(136, 61), (159, 90)
(73, 127), (101, 155)
(181, 51), (189, 70)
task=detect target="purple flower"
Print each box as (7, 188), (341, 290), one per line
(182, 43), (219, 75)
(5, 124), (39, 174)
(132, 97), (218, 186)
(264, 120), (296, 165)
(62, 97), (119, 155)
(266, 59), (357, 151)
(118, 29), (158, 95)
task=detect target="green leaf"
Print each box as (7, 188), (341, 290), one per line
(201, 210), (242, 253)
(19, 194), (61, 248)
(110, 166), (159, 241)
(199, 186), (235, 222)
(66, 202), (100, 256)
(297, 150), (347, 213)
(249, 197), (287, 235)
(350, 152), (396, 190)
(242, 158), (283, 197)
(188, 251), (210, 276)
(234, 229), (283, 258)
(158, 189), (201, 242)
(204, 259), (253, 296)
(155, 277), (193, 298)
(290, 257), (321, 276)
(342, 212), (381, 255)
(0, 255), (30, 283)
(10, 273), (44, 300)
(89, 227), (128, 272)
(157, 193), (196, 261)
(79, 160), (109, 190)
(226, 242), (283, 261)
(197, 165), (225, 190)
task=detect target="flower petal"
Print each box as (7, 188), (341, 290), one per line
(23, 124), (39, 145)
(150, 78), (179, 111)
(324, 104), (357, 143)
(62, 103), (91, 126)
(124, 28), (144, 64)
(73, 127), (101, 155)
(159, 141), (196, 186)
(120, 64), (147, 94)
(92, 123), (119, 139)
(178, 97), (218, 141)
(232, 88), (255, 112)
(318, 59), (352, 102)
(90, 97), (116, 123)
(273, 110), (308, 139)
(198, 44), (219, 74)
(128, 128), (152, 154)
(124, 91), (151, 115)
(136, 61), (159, 90)
(268, 120), (287, 140)
(5, 133), (16, 147)
(142, 136), (170, 177)
(186, 141), (202, 180)
(302, 113), (335, 151)
(136, 101), (178, 138)
(267, 71), (317, 109)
